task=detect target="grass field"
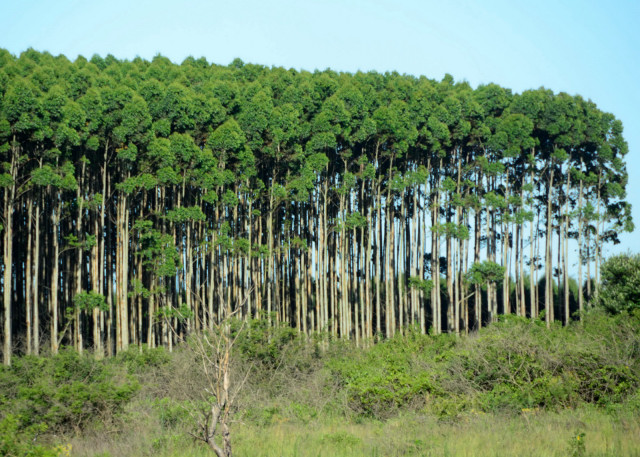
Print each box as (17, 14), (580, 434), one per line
(68, 405), (639, 457)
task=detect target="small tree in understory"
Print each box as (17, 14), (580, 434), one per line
(466, 260), (506, 324)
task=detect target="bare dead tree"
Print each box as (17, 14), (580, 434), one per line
(166, 292), (252, 457)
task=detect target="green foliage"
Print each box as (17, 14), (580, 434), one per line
(290, 236), (308, 251)
(243, 405), (284, 427)
(0, 350), (139, 433)
(0, 54), (637, 450)
(30, 163), (77, 190)
(207, 118), (245, 157)
(568, 432), (586, 457)
(465, 261), (505, 285)
(0, 415), (59, 457)
(408, 276), (433, 294)
(156, 304), (194, 322)
(2, 313), (636, 456)
(445, 314), (640, 412)
(3, 309), (635, 440)
(72, 291), (107, 312)
(317, 313), (640, 418)
(597, 253), (640, 314)
(344, 211), (367, 230)
(327, 333), (442, 418)
(133, 220), (180, 277)
(116, 143), (138, 162)
(165, 205), (206, 224)
(287, 401), (318, 424)
(117, 173), (157, 193)
(0, 172), (13, 187)
(116, 345), (171, 375)
(152, 398), (191, 429)
(442, 222), (469, 240)
(234, 316), (298, 367)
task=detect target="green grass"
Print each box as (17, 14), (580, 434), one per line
(233, 408), (640, 457)
(67, 405), (640, 457)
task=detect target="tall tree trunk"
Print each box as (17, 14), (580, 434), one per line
(74, 159), (86, 353)
(375, 176), (382, 337)
(529, 166), (537, 319)
(563, 171), (571, 325)
(502, 169), (511, 315)
(544, 165), (555, 328)
(51, 191), (61, 355)
(577, 164), (584, 320)
(33, 194), (41, 355)
(116, 190), (130, 352)
(384, 157), (394, 338)
(26, 197), (33, 355)
(2, 143), (17, 365)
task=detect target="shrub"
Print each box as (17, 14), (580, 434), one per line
(152, 398), (191, 429)
(0, 349), (139, 433)
(234, 315), (299, 367)
(0, 415), (59, 457)
(326, 333), (443, 418)
(598, 253), (640, 314)
(444, 314), (640, 412)
(116, 345), (171, 375)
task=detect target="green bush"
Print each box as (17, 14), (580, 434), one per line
(442, 314), (640, 412)
(0, 349), (139, 433)
(234, 315), (299, 367)
(320, 315), (639, 417)
(242, 404), (285, 426)
(153, 398), (191, 429)
(3, 308), (639, 450)
(565, 312), (640, 404)
(0, 415), (60, 457)
(476, 374), (578, 412)
(598, 253), (640, 314)
(116, 345), (171, 375)
(327, 333), (443, 418)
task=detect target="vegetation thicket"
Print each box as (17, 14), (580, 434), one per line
(0, 309), (639, 455)
(0, 49), (634, 366)
(597, 253), (640, 314)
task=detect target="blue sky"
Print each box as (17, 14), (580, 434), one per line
(2, 0), (639, 255)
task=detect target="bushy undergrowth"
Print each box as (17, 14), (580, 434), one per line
(598, 253), (640, 314)
(447, 314), (640, 413)
(0, 415), (64, 457)
(325, 332), (454, 418)
(2, 310), (639, 456)
(0, 349), (140, 455)
(327, 312), (640, 418)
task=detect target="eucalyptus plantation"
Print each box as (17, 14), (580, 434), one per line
(0, 49), (632, 363)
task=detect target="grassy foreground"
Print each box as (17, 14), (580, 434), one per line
(69, 406), (639, 457)
(2, 311), (640, 456)
(231, 408), (639, 457)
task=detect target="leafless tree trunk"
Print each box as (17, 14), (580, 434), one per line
(177, 294), (252, 457)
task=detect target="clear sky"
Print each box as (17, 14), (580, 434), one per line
(2, 0), (639, 255)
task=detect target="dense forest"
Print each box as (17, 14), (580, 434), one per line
(0, 48), (633, 365)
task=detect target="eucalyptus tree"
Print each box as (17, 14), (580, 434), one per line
(1, 75), (51, 363)
(111, 94), (152, 351)
(0, 49), (635, 363)
(489, 112), (535, 316)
